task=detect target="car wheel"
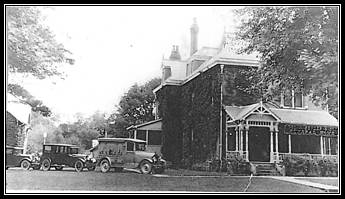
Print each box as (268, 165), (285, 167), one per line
(41, 159), (51, 171)
(55, 166), (64, 171)
(139, 160), (152, 174)
(20, 160), (31, 170)
(74, 160), (84, 172)
(100, 159), (111, 173)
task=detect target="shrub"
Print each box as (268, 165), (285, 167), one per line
(282, 155), (337, 177)
(225, 156), (251, 175)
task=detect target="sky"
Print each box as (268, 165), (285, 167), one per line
(16, 6), (240, 122)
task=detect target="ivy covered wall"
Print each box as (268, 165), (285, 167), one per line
(180, 66), (222, 167)
(156, 64), (257, 167)
(155, 85), (182, 166)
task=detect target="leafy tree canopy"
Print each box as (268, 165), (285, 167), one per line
(109, 77), (161, 137)
(7, 6), (74, 79)
(7, 6), (74, 117)
(235, 6), (338, 117)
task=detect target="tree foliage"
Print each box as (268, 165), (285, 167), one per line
(235, 6), (338, 117)
(109, 78), (161, 137)
(7, 6), (74, 117)
(26, 111), (108, 153)
(7, 6), (74, 79)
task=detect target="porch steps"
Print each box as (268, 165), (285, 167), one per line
(251, 162), (281, 176)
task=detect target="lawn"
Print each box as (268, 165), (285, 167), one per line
(6, 168), (325, 193)
(293, 177), (339, 187)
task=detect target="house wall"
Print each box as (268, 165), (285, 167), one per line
(6, 111), (26, 147)
(222, 65), (258, 106)
(155, 85), (182, 166)
(157, 64), (258, 167)
(180, 65), (221, 167)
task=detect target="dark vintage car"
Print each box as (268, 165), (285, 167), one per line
(5, 145), (40, 170)
(91, 138), (166, 174)
(40, 144), (95, 172)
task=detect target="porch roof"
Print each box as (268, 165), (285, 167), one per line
(224, 102), (338, 127)
(270, 108), (338, 127)
(126, 119), (162, 131)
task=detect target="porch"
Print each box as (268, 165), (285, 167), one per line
(126, 119), (163, 155)
(224, 102), (338, 164)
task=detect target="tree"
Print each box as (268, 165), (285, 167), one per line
(235, 6), (338, 117)
(109, 78), (161, 137)
(26, 112), (64, 153)
(7, 6), (74, 116)
(7, 6), (74, 79)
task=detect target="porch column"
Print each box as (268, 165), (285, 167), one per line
(134, 129), (137, 139)
(275, 129), (279, 161)
(270, 130), (274, 162)
(328, 137), (331, 155)
(235, 127), (238, 151)
(245, 127), (249, 161)
(240, 129), (243, 151)
(146, 130), (149, 145)
(320, 136), (324, 155)
(288, 134), (291, 153)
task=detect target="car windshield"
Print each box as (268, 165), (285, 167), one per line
(135, 143), (146, 151)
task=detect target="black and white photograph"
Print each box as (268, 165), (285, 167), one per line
(4, 4), (340, 194)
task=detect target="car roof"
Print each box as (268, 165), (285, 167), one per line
(98, 138), (146, 143)
(43, 143), (78, 147)
(6, 145), (24, 150)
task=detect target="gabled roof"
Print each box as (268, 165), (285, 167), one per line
(224, 102), (280, 122)
(7, 94), (32, 125)
(270, 108), (338, 127)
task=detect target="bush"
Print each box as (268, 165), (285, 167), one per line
(225, 156), (251, 175)
(282, 155), (337, 177)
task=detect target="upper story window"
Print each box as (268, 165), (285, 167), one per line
(281, 90), (303, 108)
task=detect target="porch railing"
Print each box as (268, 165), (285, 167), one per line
(278, 153), (338, 163)
(226, 151), (248, 161)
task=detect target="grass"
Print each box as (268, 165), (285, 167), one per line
(5, 168), (325, 193)
(293, 177), (339, 187)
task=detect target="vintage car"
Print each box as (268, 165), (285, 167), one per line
(91, 138), (166, 174)
(70, 146), (96, 171)
(40, 144), (94, 172)
(5, 145), (40, 170)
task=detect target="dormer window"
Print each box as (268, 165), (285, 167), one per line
(281, 90), (304, 108)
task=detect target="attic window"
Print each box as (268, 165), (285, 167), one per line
(281, 90), (303, 108)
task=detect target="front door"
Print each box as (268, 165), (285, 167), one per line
(249, 127), (270, 162)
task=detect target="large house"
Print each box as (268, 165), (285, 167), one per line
(129, 19), (339, 170)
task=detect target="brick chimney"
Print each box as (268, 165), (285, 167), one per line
(190, 18), (199, 56)
(169, 45), (181, 60)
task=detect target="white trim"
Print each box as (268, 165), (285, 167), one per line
(288, 134), (291, 154)
(320, 136), (324, 155)
(242, 103), (281, 122)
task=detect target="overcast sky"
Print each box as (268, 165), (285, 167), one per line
(18, 6), (239, 122)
